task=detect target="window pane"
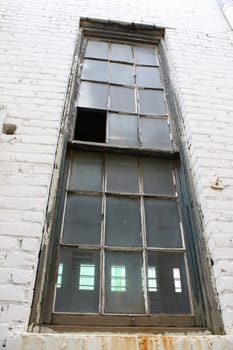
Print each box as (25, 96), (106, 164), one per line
(140, 117), (172, 150)
(136, 66), (162, 88)
(142, 158), (175, 195)
(78, 82), (108, 110)
(148, 252), (190, 314)
(55, 248), (100, 313)
(110, 86), (136, 113)
(82, 59), (108, 82)
(144, 199), (182, 248)
(109, 63), (134, 85)
(105, 251), (145, 313)
(139, 90), (167, 115)
(134, 46), (158, 66)
(108, 113), (138, 146)
(85, 40), (109, 59)
(105, 196), (142, 247)
(110, 43), (133, 62)
(69, 151), (103, 191)
(107, 154), (139, 193)
(62, 194), (102, 245)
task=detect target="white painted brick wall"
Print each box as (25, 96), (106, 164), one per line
(0, 0), (233, 348)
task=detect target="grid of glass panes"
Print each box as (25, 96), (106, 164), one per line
(54, 150), (191, 315)
(76, 39), (172, 150)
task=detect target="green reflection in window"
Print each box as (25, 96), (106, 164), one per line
(148, 266), (158, 292)
(111, 265), (126, 292)
(79, 264), (95, 290)
(57, 263), (63, 288)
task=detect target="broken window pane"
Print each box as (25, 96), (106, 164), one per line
(85, 40), (109, 59)
(110, 43), (133, 62)
(69, 151), (103, 192)
(144, 199), (182, 248)
(142, 158), (175, 195)
(110, 86), (136, 113)
(148, 252), (190, 314)
(109, 62), (134, 85)
(105, 251), (145, 313)
(136, 66), (162, 88)
(139, 90), (167, 115)
(81, 59), (108, 82)
(134, 46), (158, 66)
(105, 196), (142, 247)
(78, 82), (108, 110)
(140, 117), (172, 150)
(62, 194), (102, 245)
(108, 113), (138, 146)
(55, 248), (100, 313)
(74, 108), (106, 143)
(107, 154), (139, 193)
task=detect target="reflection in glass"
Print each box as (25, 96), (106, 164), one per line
(82, 59), (108, 82)
(79, 264), (95, 290)
(111, 265), (126, 292)
(148, 266), (158, 292)
(108, 113), (138, 146)
(110, 43), (133, 62)
(134, 46), (158, 66)
(140, 117), (172, 150)
(136, 66), (162, 88)
(173, 268), (182, 293)
(56, 263), (63, 288)
(109, 63), (134, 85)
(110, 86), (136, 113)
(85, 40), (109, 59)
(78, 82), (108, 110)
(139, 90), (167, 115)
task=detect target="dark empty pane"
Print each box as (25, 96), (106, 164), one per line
(145, 199), (182, 248)
(62, 194), (102, 245)
(107, 154), (139, 193)
(75, 108), (106, 143)
(148, 252), (190, 314)
(105, 251), (145, 313)
(139, 90), (166, 115)
(82, 59), (108, 82)
(140, 117), (172, 150)
(69, 150), (103, 191)
(134, 46), (158, 66)
(110, 43), (133, 62)
(105, 196), (142, 247)
(142, 158), (175, 195)
(110, 86), (136, 113)
(108, 113), (138, 146)
(110, 63), (134, 85)
(55, 248), (100, 313)
(85, 40), (109, 59)
(136, 66), (162, 88)
(78, 82), (108, 110)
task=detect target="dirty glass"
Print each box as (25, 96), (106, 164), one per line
(85, 40), (109, 60)
(140, 117), (172, 150)
(105, 196), (142, 247)
(134, 46), (158, 66)
(110, 43), (133, 63)
(78, 82), (108, 110)
(62, 194), (102, 245)
(142, 158), (175, 195)
(107, 154), (139, 193)
(69, 151), (103, 191)
(148, 252), (190, 314)
(139, 90), (167, 115)
(144, 198), (182, 248)
(109, 62), (134, 85)
(104, 251), (145, 313)
(82, 59), (108, 82)
(110, 86), (136, 113)
(55, 248), (100, 313)
(136, 66), (162, 88)
(108, 113), (138, 146)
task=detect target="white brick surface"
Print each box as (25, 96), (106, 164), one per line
(0, 0), (233, 347)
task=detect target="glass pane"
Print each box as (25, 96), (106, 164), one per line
(107, 154), (139, 193)
(140, 117), (172, 150)
(105, 196), (142, 247)
(85, 40), (109, 59)
(148, 252), (190, 314)
(108, 113), (138, 146)
(78, 82), (108, 110)
(55, 248), (100, 313)
(134, 46), (158, 66)
(136, 66), (162, 88)
(109, 63), (134, 85)
(142, 158), (175, 195)
(62, 194), (102, 245)
(110, 43), (133, 62)
(139, 90), (167, 115)
(105, 251), (145, 313)
(144, 199), (182, 248)
(69, 151), (103, 191)
(81, 59), (108, 82)
(110, 86), (136, 113)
